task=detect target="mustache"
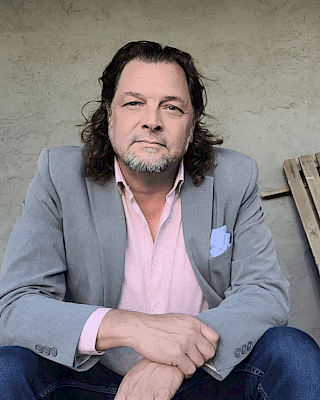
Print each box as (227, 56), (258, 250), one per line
(131, 134), (168, 147)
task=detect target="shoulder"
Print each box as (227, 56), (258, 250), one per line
(38, 146), (83, 168)
(204, 147), (259, 200)
(206, 147), (258, 182)
(37, 146), (84, 183)
(211, 147), (257, 172)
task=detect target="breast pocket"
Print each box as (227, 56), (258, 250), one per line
(208, 232), (233, 299)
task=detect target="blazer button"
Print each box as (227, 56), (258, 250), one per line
(234, 348), (242, 358)
(241, 344), (247, 354)
(35, 344), (43, 353)
(43, 346), (50, 355)
(50, 347), (58, 357)
(247, 341), (253, 351)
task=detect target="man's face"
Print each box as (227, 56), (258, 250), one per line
(108, 60), (194, 174)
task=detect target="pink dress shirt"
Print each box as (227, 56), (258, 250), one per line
(78, 158), (209, 358)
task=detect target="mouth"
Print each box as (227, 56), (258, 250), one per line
(135, 140), (166, 147)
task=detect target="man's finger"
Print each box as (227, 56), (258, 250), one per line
(199, 322), (219, 347)
(196, 336), (216, 362)
(185, 345), (205, 368)
(175, 353), (196, 377)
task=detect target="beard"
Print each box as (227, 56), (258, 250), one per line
(123, 150), (173, 173)
(108, 118), (193, 174)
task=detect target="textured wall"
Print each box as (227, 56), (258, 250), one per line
(1, 0), (320, 343)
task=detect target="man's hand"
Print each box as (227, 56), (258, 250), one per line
(115, 358), (184, 400)
(97, 310), (219, 377)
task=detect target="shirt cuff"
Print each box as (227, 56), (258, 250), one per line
(77, 308), (112, 355)
(204, 359), (222, 377)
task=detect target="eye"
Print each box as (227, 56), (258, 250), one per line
(163, 105), (184, 115)
(123, 101), (143, 108)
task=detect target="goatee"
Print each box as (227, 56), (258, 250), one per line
(124, 152), (172, 173)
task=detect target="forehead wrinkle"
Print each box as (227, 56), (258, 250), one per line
(162, 95), (188, 105)
(121, 92), (189, 105)
(122, 91), (145, 100)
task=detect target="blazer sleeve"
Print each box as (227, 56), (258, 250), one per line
(197, 156), (290, 381)
(0, 149), (101, 370)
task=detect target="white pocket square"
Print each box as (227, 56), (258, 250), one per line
(210, 225), (231, 257)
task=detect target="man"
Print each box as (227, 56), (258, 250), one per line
(0, 41), (319, 399)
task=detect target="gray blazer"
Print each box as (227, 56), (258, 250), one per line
(0, 146), (290, 381)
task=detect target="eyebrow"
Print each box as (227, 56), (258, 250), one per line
(122, 92), (188, 104)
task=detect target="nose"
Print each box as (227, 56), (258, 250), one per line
(141, 105), (163, 133)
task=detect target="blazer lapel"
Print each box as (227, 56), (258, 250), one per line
(181, 174), (214, 284)
(86, 176), (126, 308)
(181, 172), (226, 308)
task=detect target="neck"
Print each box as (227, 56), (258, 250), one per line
(117, 158), (180, 198)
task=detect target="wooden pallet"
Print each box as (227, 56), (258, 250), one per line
(283, 154), (320, 272)
(264, 153), (320, 272)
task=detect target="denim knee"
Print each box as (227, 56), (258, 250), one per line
(0, 346), (37, 374)
(235, 327), (320, 399)
(257, 326), (320, 373)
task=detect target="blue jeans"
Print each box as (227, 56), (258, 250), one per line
(0, 327), (319, 399)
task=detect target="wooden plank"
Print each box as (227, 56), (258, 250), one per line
(261, 186), (291, 199)
(262, 157), (320, 199)
(261, 162), (316, 199)
(299, 155), (320, 219)
(283, 158), (320, 271)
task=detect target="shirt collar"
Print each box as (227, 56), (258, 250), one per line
(114, 157), (185, 197)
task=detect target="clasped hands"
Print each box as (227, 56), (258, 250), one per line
(97, 311), (219, 400)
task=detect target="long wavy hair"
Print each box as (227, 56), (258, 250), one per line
(80, 41), (218, 185)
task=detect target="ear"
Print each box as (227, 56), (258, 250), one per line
(106, 105), (112, 119)
(189, 122), (195, 143)
(104, 100), (112, 119)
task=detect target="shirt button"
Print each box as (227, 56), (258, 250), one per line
(153, 261), (158, 266)
(155, 303), (160, 308)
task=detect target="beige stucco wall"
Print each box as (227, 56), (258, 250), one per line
(1, 0), (320, 344)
